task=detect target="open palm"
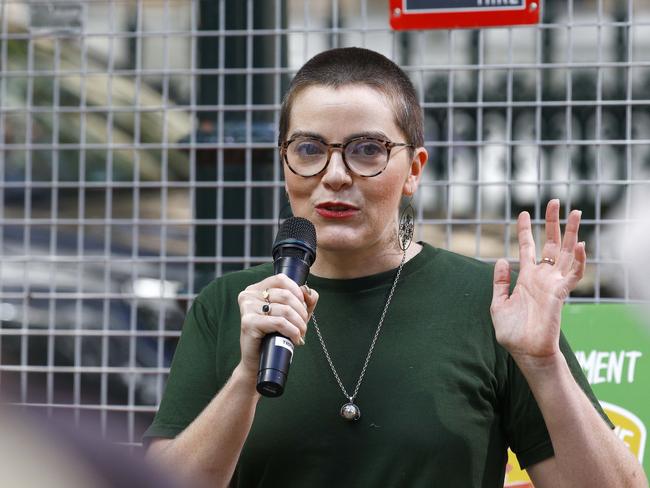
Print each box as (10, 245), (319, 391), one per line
(490, 200), (586, 363)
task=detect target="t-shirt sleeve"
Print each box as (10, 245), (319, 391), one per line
(503, 331), (614, 469)
(142, 297), (219, 443)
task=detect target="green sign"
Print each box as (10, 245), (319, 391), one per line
(562, 304), (650, 474)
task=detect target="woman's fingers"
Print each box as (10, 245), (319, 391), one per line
(301, 284), (319, 317)
(236, 275), (316, 377)
(491, 258), (511, 310)
(517, 211), (537, 270)
(260, 301), (307, 338)
(565, 241), (587, 291)
(239, 274), (307, 318)
(525, 200), (582, 277)
(261, 273), (306, 304)
(557, 209), (582, 275)
(240, 292), (307, 338)
(241, 312), (304, 346)
(541, 199), (561, 261)
(261, 287), (309, 323)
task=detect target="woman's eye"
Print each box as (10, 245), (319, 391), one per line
(295, 141), (324, 157)
(351, 141), (383, 158)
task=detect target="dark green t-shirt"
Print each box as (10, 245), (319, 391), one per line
(144, 243), (611, 487)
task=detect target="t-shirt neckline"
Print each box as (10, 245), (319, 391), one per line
(306, 242), (437, 293)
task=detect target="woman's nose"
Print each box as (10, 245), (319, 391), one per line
(321, 150), (352, 189)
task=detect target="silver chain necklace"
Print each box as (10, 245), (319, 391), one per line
(309, 250), (407, 421)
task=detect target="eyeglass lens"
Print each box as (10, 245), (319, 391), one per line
(286, 138), (388, 176)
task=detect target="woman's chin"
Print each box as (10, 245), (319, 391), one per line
(314, 230), (365, 253)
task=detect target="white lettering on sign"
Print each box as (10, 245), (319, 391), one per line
(477, 0), (520, 6)
(575, 350), (642, 384)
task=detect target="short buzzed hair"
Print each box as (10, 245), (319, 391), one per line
(278, 47), (424, 149)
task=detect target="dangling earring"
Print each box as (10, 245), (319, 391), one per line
(398, 197), (415, 251)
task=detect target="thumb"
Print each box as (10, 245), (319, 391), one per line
(492, 259), (511, 308)
(301, 285), (319, 317)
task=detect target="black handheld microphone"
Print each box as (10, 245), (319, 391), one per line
(256, 217), (317, 397)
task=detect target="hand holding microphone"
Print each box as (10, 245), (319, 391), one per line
(236, 217), (318, 397)
(257, 217), (317, 396)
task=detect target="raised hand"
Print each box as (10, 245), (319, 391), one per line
(490, 199), (586, 365)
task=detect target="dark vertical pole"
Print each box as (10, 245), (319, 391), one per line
(194, 0), (286, 288)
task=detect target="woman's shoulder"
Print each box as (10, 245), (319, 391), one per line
(416, 243), (512, 305)
(194, 263), (275, 306)
(420, 243), (495, 279)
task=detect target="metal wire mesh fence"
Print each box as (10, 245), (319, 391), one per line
(1, 0), (649, 447)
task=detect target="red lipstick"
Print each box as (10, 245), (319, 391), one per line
(315, 201), (359, 219)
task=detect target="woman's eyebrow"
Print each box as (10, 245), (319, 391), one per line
(345, 131), (389, 141)
(288, 130), (390, 142)
(288, 130), (323, 140)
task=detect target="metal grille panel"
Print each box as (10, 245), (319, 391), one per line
(1, 0), (649, 447)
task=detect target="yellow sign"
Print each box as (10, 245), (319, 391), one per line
(504, 449), (533, 488)
(504, 402), (645, 487)
(601, 402), (646, 463)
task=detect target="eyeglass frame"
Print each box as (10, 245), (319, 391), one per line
(279, 135), (414, 178)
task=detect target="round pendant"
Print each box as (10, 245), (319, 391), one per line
(340, 402), (361, 421)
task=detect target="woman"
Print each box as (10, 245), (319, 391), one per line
(145, 48), (647, 487)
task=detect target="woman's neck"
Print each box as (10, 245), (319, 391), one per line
(310, 242), (422, 279)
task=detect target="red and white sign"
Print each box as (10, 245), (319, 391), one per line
(389, 0), (540, 30)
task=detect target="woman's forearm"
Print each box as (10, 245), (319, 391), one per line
(148, 364), (261, 487)
(515, 353), (648, 488)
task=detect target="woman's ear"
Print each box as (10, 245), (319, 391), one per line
(403, 146), (428, 196)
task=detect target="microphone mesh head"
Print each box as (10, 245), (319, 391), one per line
(274, 217), (317, 251)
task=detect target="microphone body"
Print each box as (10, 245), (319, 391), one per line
(256, 219), (316, 397)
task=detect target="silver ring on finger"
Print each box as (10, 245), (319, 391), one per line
(538, 256), (556, 266)
(261, 303), (271, 315)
